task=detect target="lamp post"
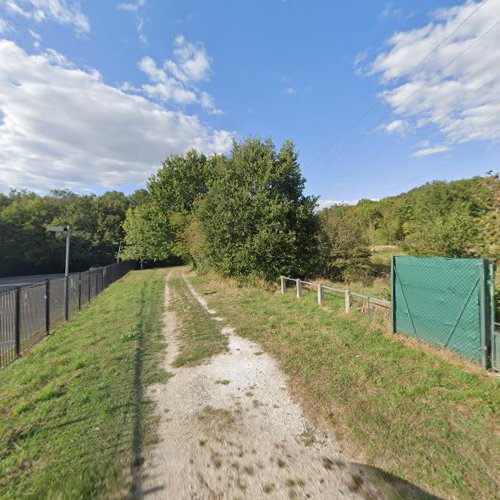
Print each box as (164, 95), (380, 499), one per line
(112, 241), (122, 263)
(47, 225), (71, 320)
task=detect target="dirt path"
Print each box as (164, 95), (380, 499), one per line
(139, 270), (418, 499)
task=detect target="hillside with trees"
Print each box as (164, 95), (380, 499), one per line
(0, 138), (497, 281)
(318, 174), (498, 281)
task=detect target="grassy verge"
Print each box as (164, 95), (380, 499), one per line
(188, 271), (500, 500)
(0, 269), (167, 498)
(169, 271), (227, 367)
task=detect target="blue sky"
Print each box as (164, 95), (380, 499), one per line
(0, 0), (499, 204)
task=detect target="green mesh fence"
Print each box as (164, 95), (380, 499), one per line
(392, 256), (495, 367)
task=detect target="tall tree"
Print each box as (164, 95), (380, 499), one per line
(197, 138), (318, 280)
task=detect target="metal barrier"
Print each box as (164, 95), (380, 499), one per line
(0, 262), (135, 369)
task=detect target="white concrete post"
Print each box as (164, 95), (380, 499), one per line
(280, 276), (286, 294)
(317, 284), (323, 305)
(344, 290), (351, 314)
(296, 279), (302, 299)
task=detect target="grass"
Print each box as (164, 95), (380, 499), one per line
(169, 271), (227, 367)
(188, 270), (500, 500)
(0, 269), (167, 498)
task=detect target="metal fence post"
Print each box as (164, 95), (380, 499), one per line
(344, 290), (350, 314)
(280, 276), (285, 294)
(296, 279), (302, 299)
(391, 256), (396, 333)
(88, 273), (91, 302)
(45, 279), (50, 335)
(78, 272), (82, 310)
(15, 287), (21, 357)
(317, 284), (323, 305)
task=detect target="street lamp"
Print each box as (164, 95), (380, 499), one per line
(47, 225), (71, 320)
(112, 241), (122, 263)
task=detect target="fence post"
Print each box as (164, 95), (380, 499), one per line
(391, 256), (396, 333)
(317, 284), (323, 305)
(15, 287), (21, 357)
(78, 272), (82, 310)
(367, 297), (371, 317)
(280, 276), (285, 294)
(88, 272), (91, 302)
(296, 279), (302, 299)
(45, 279), (50, 335)
(344, 290), (350, 314)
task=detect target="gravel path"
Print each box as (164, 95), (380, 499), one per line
(139, 269), (429, 499)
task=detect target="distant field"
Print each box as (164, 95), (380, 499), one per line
(0, 269), (167, 498)
(189, 270), (500, 499)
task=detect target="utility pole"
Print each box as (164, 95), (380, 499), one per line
(47, 225), (71, 321)
(64, 225), (71, 320)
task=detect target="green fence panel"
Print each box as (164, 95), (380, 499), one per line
(392, 256), (494, 366)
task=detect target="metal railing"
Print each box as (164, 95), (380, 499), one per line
(0, 262), (135, 369)
(280, 276), (391, 316)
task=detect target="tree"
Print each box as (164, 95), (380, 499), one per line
(318, 204), (374, 282)
(197, 138), (318, 280)
(122, 204), (173, 264)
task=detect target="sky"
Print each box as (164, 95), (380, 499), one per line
(0, 0), (499, 205)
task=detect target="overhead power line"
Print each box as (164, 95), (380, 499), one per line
(307, 0), (491, 170)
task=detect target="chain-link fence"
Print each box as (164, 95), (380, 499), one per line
(0, 261), (135, 369)
(392, 256), (496, 368)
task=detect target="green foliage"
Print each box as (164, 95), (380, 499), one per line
(318, 175), (499, 271)
(148, 149), (215, 215)
(197, 138), (319, 280)
(0, 189), (142, 276)
(122, 204), (173, 263)
(318, 204), (374, 282)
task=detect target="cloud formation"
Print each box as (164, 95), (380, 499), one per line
(0, 40), (233, 192)
(372, 0), (500, 147)
(117, 0), (148, 43)
(138, 35), (221, 114)
(3, 0), (89, 33)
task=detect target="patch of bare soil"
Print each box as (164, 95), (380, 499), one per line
(140, 270), (435, 499)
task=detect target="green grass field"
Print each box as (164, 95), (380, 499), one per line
(188, 271), (500, 500)
(0, 269), (167, 498)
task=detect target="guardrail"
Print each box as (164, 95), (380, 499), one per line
(0, 261), (135, 369)
(280, 276), (391, 316)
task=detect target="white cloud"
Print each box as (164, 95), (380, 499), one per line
(117, 0), (147, 12)
(372, 0), (500, 146)
(412, 145), (451, 158)
(139, 35), (221, 114)
(379, 3), (403, 21)
(284, 87), (296, 95)
(117, 0), (148, 43)
(3, 0), (90, 33)
(0, 17), (13, 34)
(384, 119), (408, 135)
(0, 40), (233, 192)
(164, 35), (212, 83)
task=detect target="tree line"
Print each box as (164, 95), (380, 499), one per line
(123, 138), (498, 282)
(0, 189), (145, 276)
(1, 137), (497, 280)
